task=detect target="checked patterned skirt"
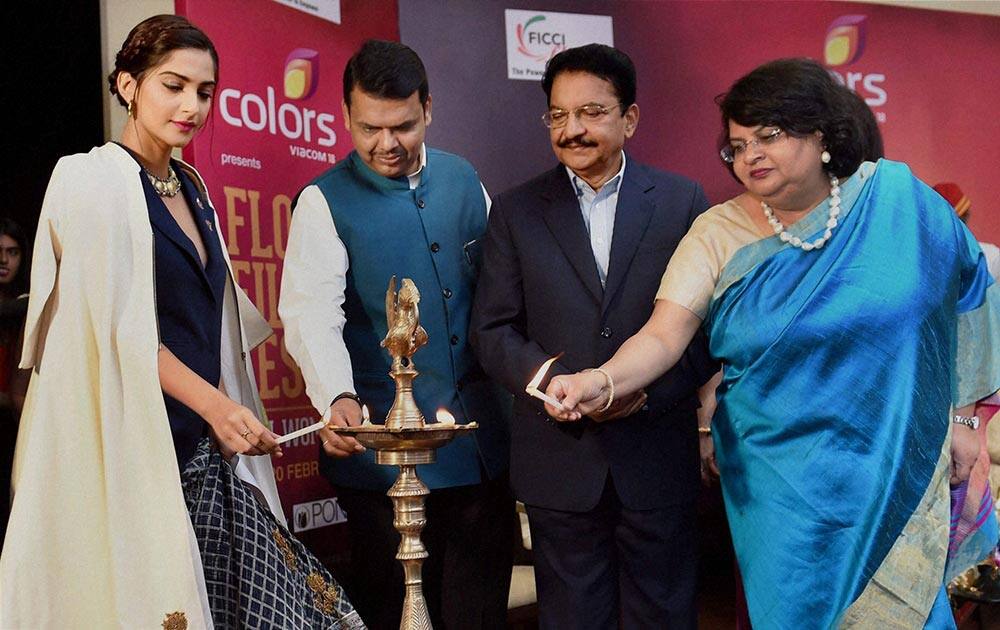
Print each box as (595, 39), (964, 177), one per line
(182, 439), (366, 629)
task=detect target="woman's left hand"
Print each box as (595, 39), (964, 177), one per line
(951, 422), (981, 485)
(697, 371), (722, 486)
(700, 433), (720, 485)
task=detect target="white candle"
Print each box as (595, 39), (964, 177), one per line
(276, 407), (332, 444)
(526, 386), (566, 411)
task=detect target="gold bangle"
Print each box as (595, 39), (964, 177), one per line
(698, 426), (712, 435)
(585, 368), (615, 413)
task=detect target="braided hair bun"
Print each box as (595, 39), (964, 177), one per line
(108, 14), (218, 108)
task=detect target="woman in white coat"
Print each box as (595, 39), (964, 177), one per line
(0, 14), (363, 629)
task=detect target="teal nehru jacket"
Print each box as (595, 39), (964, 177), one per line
(308, 149), (510, 492)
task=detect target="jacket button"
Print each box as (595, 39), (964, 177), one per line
(600, 326), (612, 338)
(443, 288), (453, 299)
(417, 199), (426, 209)
(450, 334), (459, 345)
(430, 242), (440, 253)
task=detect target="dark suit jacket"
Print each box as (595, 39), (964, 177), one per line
(145, 163), (227, 467)
(470, 158), (717, 512)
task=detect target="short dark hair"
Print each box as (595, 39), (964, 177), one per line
(716, 58), (882, 179)
(343, 40), (428, 108)
(0, 217), (30, 296)
(107, 14), (218, 108)
(847, 88), (884, 164)
(541, 44), (636, 111)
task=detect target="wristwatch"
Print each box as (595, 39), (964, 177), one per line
(953, 414), (980, 430)
(331, 392), (363, 408)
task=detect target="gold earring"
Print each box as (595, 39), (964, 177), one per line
(127, 100), (135, 118)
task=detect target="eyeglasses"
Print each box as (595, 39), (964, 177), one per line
(542, 103), (620, 128)
(720, 128), (785, 163)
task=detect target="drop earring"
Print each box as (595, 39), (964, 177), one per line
(821, 150), (831, 164)
(127, 100), (136, 118)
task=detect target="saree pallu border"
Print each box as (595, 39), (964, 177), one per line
(705, 160), (1000, 628)
(839, 435), (950, 628)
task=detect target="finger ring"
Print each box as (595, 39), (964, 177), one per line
(241, 429), (251, 440)
(322, 440), (330, 447)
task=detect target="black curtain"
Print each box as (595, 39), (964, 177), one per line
(0, 1), (104, 238)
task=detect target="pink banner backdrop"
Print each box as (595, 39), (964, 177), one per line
(172, 0), (1000, 556)
(614, 1), (1000, 245)
(399, 0), (1000, 246)
(176, 0), (399, 553)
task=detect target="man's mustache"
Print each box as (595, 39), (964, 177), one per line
(558, 136), (598, 149)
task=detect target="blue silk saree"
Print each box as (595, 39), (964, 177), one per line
(701, 161), (1000, 628)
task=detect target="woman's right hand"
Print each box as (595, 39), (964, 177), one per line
(202, 393), (283, 459)
(545, 371), (611, 421)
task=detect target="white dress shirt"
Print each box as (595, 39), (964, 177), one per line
(566, 151), (626, 286)
(279, 144), (490, 414)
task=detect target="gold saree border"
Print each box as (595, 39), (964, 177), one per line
(839, 431), (951, 628)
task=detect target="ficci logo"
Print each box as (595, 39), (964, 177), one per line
(517, 15), (566, 61)
(824, 15), (866, 67)
(284, 48), (319, 100)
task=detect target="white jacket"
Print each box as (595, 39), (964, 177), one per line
(0, 142), (283, 629)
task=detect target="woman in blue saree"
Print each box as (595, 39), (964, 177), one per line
(545, 59), (1000, 628)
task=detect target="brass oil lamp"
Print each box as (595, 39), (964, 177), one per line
(332, 277), (476, 629)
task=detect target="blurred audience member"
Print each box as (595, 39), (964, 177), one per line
(0, 217), (29, 544)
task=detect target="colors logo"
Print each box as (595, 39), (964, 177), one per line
(284, 48), (319, 100)
(821, 15), (886, 110)
(516, 15), (566, 61)
(824, 15), (867, 67)
(219, 48), (337, 147)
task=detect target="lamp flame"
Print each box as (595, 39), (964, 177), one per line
(361, 404), (372, 425)
(436, 408), (456, 425)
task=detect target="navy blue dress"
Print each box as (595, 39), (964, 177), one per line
(140, 162), (227, 467)
(121, 149), (364, 628)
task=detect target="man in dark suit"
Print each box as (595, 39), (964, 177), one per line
(470, 44), (717, 628)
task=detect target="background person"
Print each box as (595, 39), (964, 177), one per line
(0, 15), (363, 628)
(546, 58), (1000, 628)
(0, 217), (29, 545)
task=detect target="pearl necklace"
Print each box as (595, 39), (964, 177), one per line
(762, 175), (840, 251)
(145, 165), (182, 197)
